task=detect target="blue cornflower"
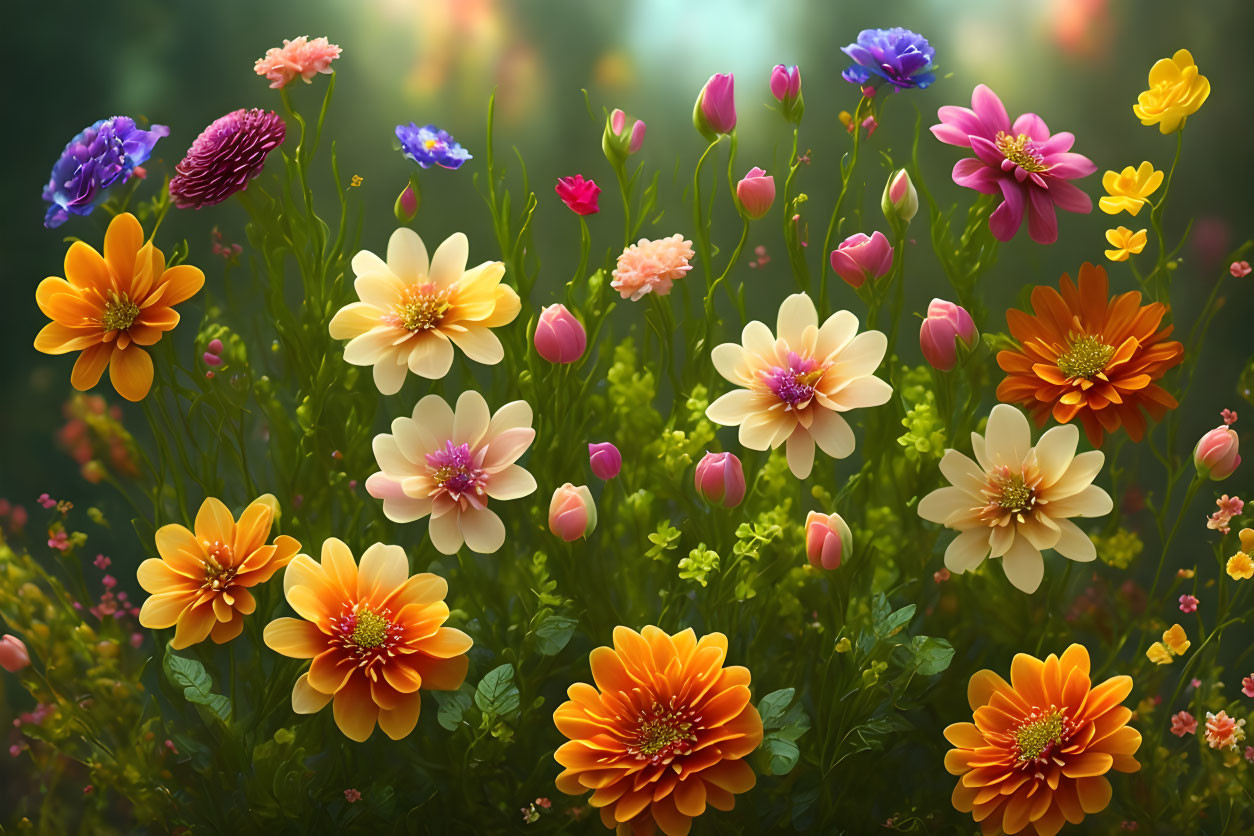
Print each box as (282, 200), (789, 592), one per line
(42, 117), (169, 228)
(395, 123), (472, 170)
(841, 28), (937, 92)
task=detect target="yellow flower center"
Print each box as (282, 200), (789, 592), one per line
(1057, 335), (1115, 380)
(628, 704), (699, 763)
(102, 293), (140, 332)
(350, 609), (390, 649)
(997, 475), (1035, 513)
(1015, 708), (1068, 762)
(994, 132), (1047, 173)
(396, 283), (451, 332)
(201, 540), (236, 590)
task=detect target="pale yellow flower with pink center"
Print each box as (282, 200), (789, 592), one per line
(706, 292), (891, 479)
(366, 391), (536, 555)
(610, 234), (694, 301)
(918, 404), (1113, 593)
(254, 36), (342, 89)
(329, 229), (520, 394)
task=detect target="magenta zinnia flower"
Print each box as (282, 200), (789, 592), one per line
(931, 84), (1095, 244)
(169, 109), (287, 209)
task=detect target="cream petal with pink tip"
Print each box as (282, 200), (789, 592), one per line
(918, 403), (1110, 593)
(329, 229), (519, 389)
(706, 291), (891, 479)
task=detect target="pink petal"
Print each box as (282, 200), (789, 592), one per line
(1043, 177), (1093, 214)
(935, 105), (988, 143)
(971, 84), (1010, 136)
(989, 180), (1026, 241)
(1045, 152), (1097, 179)
(1012, 113), (1050, 141)
(1037, 131), (1075, 155)
(952, 158), (1001, 194)
(931, 121), (976, 147)
(969, 135), (1006, 167)
(1027, 188), (1059, 244)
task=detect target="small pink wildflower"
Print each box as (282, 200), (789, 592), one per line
(254, 36), (342, 89)
(48, 531), (69, 551)
(129, 633), (144, 648)
(101, 575), (117, 590)
(344, 788), (362, 803)
(93, 554), (111, 570)
(1245, 746), (1254, 762)
(1170, 711), (1197, 736)
(1231, 261), (1251, 277)
(933, 568), (951, 583)
(1191, 678), (1202, 689)
(37, 493), (57, 509)
(1178, 594), (1198, 613)
(610, 234), (694, 301)
(1222, 409), (1239, 425)
(1242, 674), (1254, 698)
(1207, 494), (1243, 534)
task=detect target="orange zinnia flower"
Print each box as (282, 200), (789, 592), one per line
(945, 644), (1141, 836)
(995, 263), (1182, 446)
(34, 213), (205, 402)
(553, 626), (763, 835)
(138, 495), (300, 649)
(263, 538), (472, 742)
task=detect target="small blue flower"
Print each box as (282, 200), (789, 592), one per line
(841, 28), (937, 91)
(42, 117), (169, 228)
(395, 123), (472, 170)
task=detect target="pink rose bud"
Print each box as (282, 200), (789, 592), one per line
(555, 175), (601, 216)
(769, 64), (803, 122)
(604, 109), (646, 163)
(919, 299), (978, 372)
(693, 73), (736, 139)
(829, 231), (894, 288)
(736, 167), (775, 220)
(1194, 426), (1241, 480)
(394, 182), (419, 224)
(533, 304), (586, 364)
(0, 635), (30, 673)
(588, 442), (622, 480)
(694, 452), (746, 508)
(805, 511), (852, 570)
(548, 483), (597, 541)
(881, 169), (918, 224)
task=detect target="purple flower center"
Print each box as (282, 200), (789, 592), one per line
(995, 132), (1048, 174)
(425, 441), (483, 498)
(762, 353), (822, 409)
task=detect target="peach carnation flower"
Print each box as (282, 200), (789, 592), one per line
(706, 292), (892, 479)
(329, 228), (520, 394)
(918, 404), (1112, 593)
(611, 234), (694, 301)
(1204, 710), (1246, 750)
(366, 390), (536, 555)
(254, 36), (342, 89)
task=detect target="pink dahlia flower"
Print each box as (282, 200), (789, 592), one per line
(931, 84), (1096, 244)
(610, 234), (694, 301)
(169, 109), (286, 209)
(254, 36), (342, 89)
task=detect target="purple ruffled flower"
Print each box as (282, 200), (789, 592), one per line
(395, 123), (471, 170)
(841, 28), (936, 91)
(42, 117), (169, 228)
(169, 109), (286, 209)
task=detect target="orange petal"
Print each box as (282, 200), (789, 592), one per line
(108, 344), (153, 401)
(157, 264), (206, 307)
(332, 674), (379, 742)
(377, 691), (421, 740)
(409, 653), (468, 691)
(170, 602), (216, 649)
(34, 321), (100, 355)
(698, 759), (755, 794)
(210, 612), (244, 644)
(138, 591), (191, 629)
(71, 343), (113, 391)
(103, 213), (144, 285)
(232, 497), (274, 558)
(417, 626), (473, 659)
(264, 617), (327, 659)
(1074, 775), (1111, 814)
(292, 672), (333, 714)
(64, 241), (112, 291)
(194, 497), (237, 551)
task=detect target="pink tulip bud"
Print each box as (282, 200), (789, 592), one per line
(881, 169), (918, 223)
(0, 635), (30, 673)
(588, 442), (622, 480)
(202, 352), (223, 367)
(919, 299), (978, 371)
(805, 511), (853, 570)
(769, 64), (801, 102)
(394, 182), (419, 224)
(1194, 426), (1241, 480)
(555, 175), (601, 216)
(207, 338), (224, 355)
(604, 109), (646, 164)
(829, 231), (894, 288)
(533, 304), (586, 364)
(736, 167), (775, 220)
(549, 483), (597, 541)
(694, 452), (746, 508)
(693, 73), (736, 139)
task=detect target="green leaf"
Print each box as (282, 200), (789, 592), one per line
(474, 664), (520, 718)
(757, 688), (795, 729)
(433, 688), (474, 731)
(163, 646), (231, 722)
(911, 636), (955, 676)
(761, 734), (801, 775)
(533, 615), (578, 656)
(874, 603), (916, 638)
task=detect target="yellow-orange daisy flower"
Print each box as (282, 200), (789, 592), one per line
(1133, 49), (1210, 134)
(1145, 642), (1173, 665)
(1103, 227), (1147, 262)
(365, 390), (536, 555)
(34, 213), (204, 402)
(1098, 162), (1162, 217)
(1227, 551), (1254, 580)
(945, 644), (1141, 836)
(263, 538), (471, 742)
(328, 228), (520, 394)
(554, 626), (763, 835)
(996, 263), (1183, 446)
(918, 404), (1112, 593)
(706, 292), (892, 479)
(1161, 623), (1190, 655)
(138, 495), (300, 649)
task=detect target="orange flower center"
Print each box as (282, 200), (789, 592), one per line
(1013, 707), (1073, 764)
(101, 292), (140, 333)
(201, 539), (236, 590)
(1057, 335), (1114, 380)
(994, 132), (1047, 173)
(627, 703), (699, 764)
(334, 605), (403, 661)
(395, 283), (451, 332)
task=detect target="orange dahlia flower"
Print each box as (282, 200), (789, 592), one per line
(945, 644), (1141, 836)
(553, 626), (763, 835)
(34, 212), (204, 402)
(138, 495), (300, 649)
(996, 263), (1182, 446)
(263, 538), (472, 742)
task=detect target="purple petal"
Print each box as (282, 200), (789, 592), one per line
(1027, 188), (1059, 244)
(952, 158), (1001, 194)
(971, 85), (1010, 136)
(989, 180), (1026, 241)
(1012, 113), (1050, 141)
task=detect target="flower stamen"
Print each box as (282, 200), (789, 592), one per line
(1057, 335), (1115, 381)
(995, 131), (1048, 174)
(101, 292), (140, 333)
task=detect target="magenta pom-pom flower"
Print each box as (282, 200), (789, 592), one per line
(169, 109), (287, 209)
(931, 84), (1096, 244)
(555, 175), (601, 216)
